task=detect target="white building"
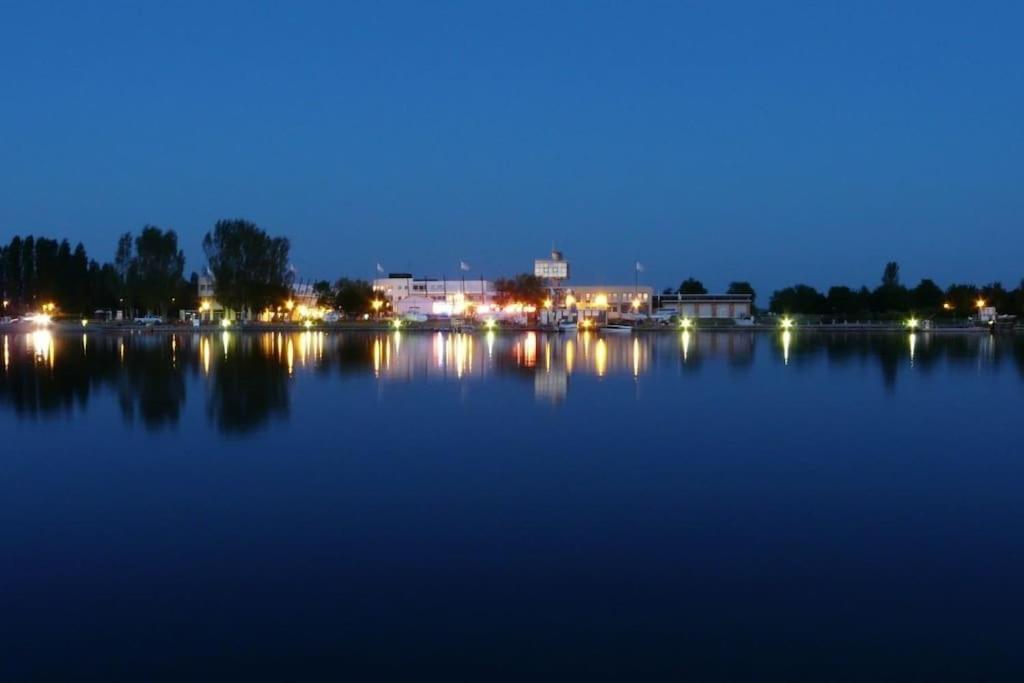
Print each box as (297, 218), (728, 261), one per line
(373, 273), (496, 317)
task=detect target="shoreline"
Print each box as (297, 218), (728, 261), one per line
(4, 320), (1011, 335)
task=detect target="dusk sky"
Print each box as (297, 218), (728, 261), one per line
(1, 1), (1021, 295)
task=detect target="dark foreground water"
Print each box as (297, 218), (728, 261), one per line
(2, 328), (1023, 681)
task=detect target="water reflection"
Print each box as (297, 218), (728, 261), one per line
(2, 331), (1023, 428)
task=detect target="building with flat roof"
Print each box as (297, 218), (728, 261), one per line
(656, 293), (753, 319)
(559, 285), (653, 318)
(373, 273), (496, 317)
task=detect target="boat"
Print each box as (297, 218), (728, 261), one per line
(601, 324), (633, 334)
(557, 320), (577, 332)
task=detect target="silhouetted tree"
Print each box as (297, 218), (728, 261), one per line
(910, 279), (944, 312)
(494, 274), (547, 306)
(202, 219), (292, 317)
(727, 281), (756, 306)
(678, 277), (707, 295)
(333, 278), (376, 315)
(770, 284), (825, 314)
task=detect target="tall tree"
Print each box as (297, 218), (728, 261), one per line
(882, 261), (901, 287)
(202, 219), (292, 316)
(114, 232), (134, 313)
(133, 226), (185, 315)
(910, 279), (944, 312)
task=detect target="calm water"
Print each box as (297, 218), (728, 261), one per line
(2, 328), (1024, 681)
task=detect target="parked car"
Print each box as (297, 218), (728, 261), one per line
(322, 311), (341, 323)
(134, 315), (163, 326)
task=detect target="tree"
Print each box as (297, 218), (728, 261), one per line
(333, 278), (376, 315)
(945, 283), (979, 316)
(313, 280), (334, 308)
(910, 279), (944, 312)
(203, 219), (292, 316)
(882, 261), (901, 287)
(132, 226), (185, 315)
(114, 232), (134, 313)
(769, 284), (825, 314)
(825, 286), (858, 318)
(678, 277), (707, 295)
(727, 281), (756, 306)
(494, 274), (547, 307)
(873, 261), (909, 313)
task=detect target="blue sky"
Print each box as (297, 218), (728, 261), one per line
(1, 1), (1021, 295)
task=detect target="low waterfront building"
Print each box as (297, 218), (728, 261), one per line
(557, 285), (653, 319)
(656, 293), (753, 319)
(373, 273), (496, 316)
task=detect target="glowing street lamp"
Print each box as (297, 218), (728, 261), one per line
(543, 298), (553, 309)
(779, 317), (794, 330)
(679, 317), (693, 330)
(906, 317), (920, 330)
(976, 298), (986, 309)
(565, 294), (576, 307)
(942, 302), (953, 311)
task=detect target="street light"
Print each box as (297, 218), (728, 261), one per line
(976, 298), (986, 309)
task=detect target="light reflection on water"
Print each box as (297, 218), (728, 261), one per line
(1, 329), (1022, 430)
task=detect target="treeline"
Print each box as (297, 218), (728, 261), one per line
(1, 236), (117, 314)
(1, 219), (293, 317)
(769, 262), (1024, 319)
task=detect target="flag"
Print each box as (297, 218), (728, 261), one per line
(460, 260), (471, 272)
(376, 262), (384, 274)
(635, 261), (645, 273)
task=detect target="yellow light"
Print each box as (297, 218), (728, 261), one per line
(782, 330), (792, 365)
(976, 298), (986, 309)
(29, 313), (51, 326)
(81, 319), (88, 327)
(942, 302), (953, 311)
(296, 304), (308, 318)
(220, 318), (231, 328)
(679, 317), (693, 329)
(285, 299), (294, 311)
(371, 300), (383, 312)
(593, 294), (608, 308)
(595, 338), (607, 377)
(906, 318), (919, 330)
(565, 294), (576, 307)
(631, 299), (640, 309)
(484, 318), (496, 330)
(200, 300), (211, 312)
(780, 317), (794, 330)
(303, 320), (313, 329)
(543, 298), (553, 309)
(392, 318), (402, 329)
(1, 299), (8, 309)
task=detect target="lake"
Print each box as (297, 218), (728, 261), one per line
(2, 328), (1023, 680)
